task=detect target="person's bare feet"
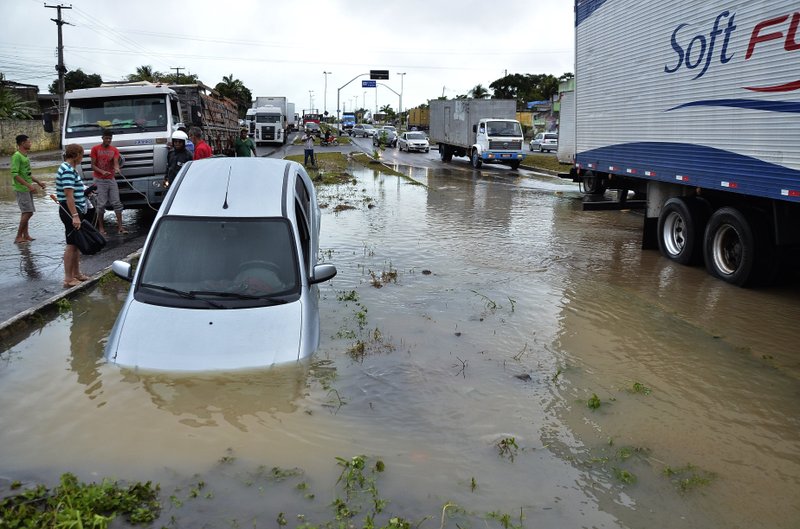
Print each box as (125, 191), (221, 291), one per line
(14, 238), (27, 244)
(25, 236), (35, 241)
(75, 273), (90, 281)
(63, 278), (82, 288)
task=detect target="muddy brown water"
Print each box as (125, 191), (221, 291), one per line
(1, 162), (799, 528)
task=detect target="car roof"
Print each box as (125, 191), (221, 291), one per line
(165, 158), (294, 218)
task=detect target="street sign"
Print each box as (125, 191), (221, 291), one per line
(370, 70), (389, 80)
(362, 80), (377, 88)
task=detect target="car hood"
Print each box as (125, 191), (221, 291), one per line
(107, 299), (303, 371)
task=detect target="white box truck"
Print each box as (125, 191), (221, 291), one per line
(61, 84), (184, 209)
(248, 96), (289, 144)
(563, 0), (800, 286)
(429, 99), (526, 170)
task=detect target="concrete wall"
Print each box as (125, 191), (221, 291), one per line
(0, 120), (61, 154)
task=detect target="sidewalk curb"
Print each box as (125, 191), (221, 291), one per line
(0, 249), (141, 344)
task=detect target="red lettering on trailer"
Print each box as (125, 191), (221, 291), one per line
(626, 168), (637, 174)
(746, 12), (800, 59)
(676, 175), (690, 182)
(782, 189), (800, 197)
(645, 170), (657, 177)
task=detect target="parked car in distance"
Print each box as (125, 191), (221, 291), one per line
(304, 122), (321, 136)
(350, 124), (377, 137)
(398, 131), (430, 152)
(373, 128), (397, 147)
(530, 132), (558, 152)
(105, 158), (337, 371)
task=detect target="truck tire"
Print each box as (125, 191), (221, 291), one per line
(471, 150), (482, 168)
(582, 171), (607, 195)
(440, 145), (452, 163)
(703, 207), (776, 286)
(509, 161), (520, 170)
(657, 197), (708, 265)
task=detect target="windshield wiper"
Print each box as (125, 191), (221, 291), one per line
(189, 290), (289, 305)
(140, 283), (224, 308)
(69, 123), (102, 129)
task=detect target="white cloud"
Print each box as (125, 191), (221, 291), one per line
(1, 0), (574, 115)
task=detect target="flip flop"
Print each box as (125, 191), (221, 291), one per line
(63, 279), (82, 288)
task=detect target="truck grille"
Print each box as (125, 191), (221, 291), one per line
(489, 140), (521, 150)
(261, 126), (275, 140)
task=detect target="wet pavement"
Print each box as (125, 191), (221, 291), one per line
(1, 141), (799, 528)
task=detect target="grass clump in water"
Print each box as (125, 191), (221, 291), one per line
(0, 472), (160, 528)
(663, 463), (715, 493)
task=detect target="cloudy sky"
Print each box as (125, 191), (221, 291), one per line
(1, 0), (574, 116)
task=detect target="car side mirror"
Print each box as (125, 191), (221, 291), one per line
(310, 263), (337, 284)
(112, 260), (133, 282)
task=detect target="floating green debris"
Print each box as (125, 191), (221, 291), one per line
(587, 393), (601, 410)
(663, 464), (716, 493)
(0, 472), (160, 528)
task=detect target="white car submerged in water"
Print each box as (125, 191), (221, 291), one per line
(105, 158), (337, 371)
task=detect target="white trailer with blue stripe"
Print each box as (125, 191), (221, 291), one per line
(567, 0), (800, 286)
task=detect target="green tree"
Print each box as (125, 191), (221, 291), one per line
(126, 65), (163, 83)
(215, 74), (253, 119)
(48, 68), (103, 95)
(468, 84), (491, 99)
(489, 73), (560, 109)
(379, 104), (396, 122)
(0, 74), (37, 119)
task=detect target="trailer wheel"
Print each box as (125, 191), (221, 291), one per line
(582, 171), (607, 195)
(657, 197), (708, 265)
(703, 207), (776, 286)
(471, 150), (482, 168)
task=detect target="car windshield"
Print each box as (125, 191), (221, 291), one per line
(136, 217), (301, 309)
(65, 95), (169, 138)
(487, 121), (522, 136)
(406, 132), (426, 140)
(363, 124), (374, 129)
(383, 126), (396, 131)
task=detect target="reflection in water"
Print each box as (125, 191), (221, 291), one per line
(122, 364), (308, 431)
(16, 244), (42, 279)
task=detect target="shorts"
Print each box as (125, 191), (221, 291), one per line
(58, 202), (84, 246)
(16, 191), (35, 213)
(94, 178), (123, 212)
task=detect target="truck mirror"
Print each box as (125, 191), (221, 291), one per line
(43, 112), (53, 133)
(472, 124), (477, 133)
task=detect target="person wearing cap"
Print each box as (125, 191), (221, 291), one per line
(234, 128), (257, 157)
(90, 129), (126, 235)
(166, 130), (193, 186)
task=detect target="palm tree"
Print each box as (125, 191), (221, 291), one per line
(127, 65), (161, 82)
(0, 75), (36, 119)
(469, 84), (491, 99)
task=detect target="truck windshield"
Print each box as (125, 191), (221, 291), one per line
(486, 121), (522, 137)
(65, 96), (168, 138)
(256, 114), (281, 123)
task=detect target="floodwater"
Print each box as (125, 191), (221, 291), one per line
(1, 162), (799, 528)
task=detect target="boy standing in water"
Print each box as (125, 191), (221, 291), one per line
(11, 134), (46, 243)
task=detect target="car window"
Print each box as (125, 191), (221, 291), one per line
(137, 217), (301, 308)
(545, 134), (558, 140)
(407, 132), (426, 140)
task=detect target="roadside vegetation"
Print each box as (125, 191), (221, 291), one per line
(523, 152), (573, 174)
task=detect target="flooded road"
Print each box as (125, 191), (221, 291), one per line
(1, 161), (799, 528)
(0, 166), (154, 323)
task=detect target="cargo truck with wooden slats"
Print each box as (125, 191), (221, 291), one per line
(169, 83), (239, 154)
(561, 0), (800, 286)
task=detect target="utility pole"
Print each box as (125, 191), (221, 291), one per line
(45, 3), (73, 121)
(171, 67), (184, 82)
